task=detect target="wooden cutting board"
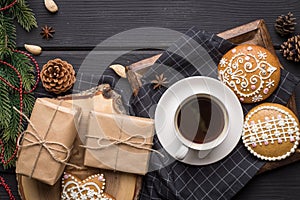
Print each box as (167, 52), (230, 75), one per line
(126, 19), (299, 174)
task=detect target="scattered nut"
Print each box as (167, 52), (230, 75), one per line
(24, 44), (42, 55)
(44, 0), (58, 13)
(109, 64), (127, 78)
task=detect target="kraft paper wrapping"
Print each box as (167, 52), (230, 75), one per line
(65, 92), (118, 146)
(84, 111), (154, 175)
(16, 98), (82, 185)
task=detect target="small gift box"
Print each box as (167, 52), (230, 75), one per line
(83, 111), (155, 175)
(16, 98), (82, 185)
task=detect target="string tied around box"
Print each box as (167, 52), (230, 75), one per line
(81, 134), (164, 158)
(13, 106), (84, 177)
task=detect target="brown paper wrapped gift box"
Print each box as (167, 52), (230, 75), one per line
(16, 98), (82, 185)
(83, 111), (154, 175)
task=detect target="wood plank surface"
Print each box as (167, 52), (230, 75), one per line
(1, 0), (300, 199)
(16, 0), (300, 48)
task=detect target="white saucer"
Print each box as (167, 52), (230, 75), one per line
(155, 76), (244, 165)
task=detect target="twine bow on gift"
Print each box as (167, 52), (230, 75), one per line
(13, 105), (82, 177)
(81, 134), (164, 158)
(17, 130), (71, 164)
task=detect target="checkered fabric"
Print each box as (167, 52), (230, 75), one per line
(31, 28), (300, 200)
(127, 28), (300, 200)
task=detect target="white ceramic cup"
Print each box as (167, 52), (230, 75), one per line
(174, 93), (230, 160)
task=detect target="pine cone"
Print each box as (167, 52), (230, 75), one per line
(40, 58), (76, 94)
(275, 12), (297, 36)
(281, 35), (300, 62)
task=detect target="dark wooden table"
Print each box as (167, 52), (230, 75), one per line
(1, 0), (300, 199)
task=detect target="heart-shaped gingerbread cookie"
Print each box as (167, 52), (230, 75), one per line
(61, 172), (115, 200)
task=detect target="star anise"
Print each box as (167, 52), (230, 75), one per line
(40, 25), (55, 40)
(151, 73), (168, 89)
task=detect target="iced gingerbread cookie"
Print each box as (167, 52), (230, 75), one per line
(218, 44), (281, 103)
(61, 172), (115, 200)
(242, 103), (300, 161)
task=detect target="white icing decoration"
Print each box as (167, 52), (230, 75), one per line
(274, 130), (281, 137)
(250, 136), (256, 142)
(278, 119), (285, 126)
(61, 173), (111, 200)
(218, 49), (277, 100)
(265, 122), (272, 129)
(261, 133), (268, 139)
(266, 79), (275, 88)
(247, 46), (253, 51)
(219, 58), (228, 67)
(258, 51), (267, 60)
(252, 94), (263, 102)
(267, 65), (277, 73)
(232, 48), (236, 53)
(242, 105), (300, 161)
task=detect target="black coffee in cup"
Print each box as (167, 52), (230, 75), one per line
(175, 94), (226, 144)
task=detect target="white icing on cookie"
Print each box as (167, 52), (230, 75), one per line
(218, 46), (278, 102)
(242, 105), (300, 161)
(219, 58), (228, 67)
(266, 79), (275, 88)
(61, 173), (112, 200)
(252, 95), (263, 102)
(257, 51), (267, 60)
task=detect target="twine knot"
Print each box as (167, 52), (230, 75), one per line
(17, 130), (71, 163)
(82, 134), (164, 158)
(13, 105), (83, 176)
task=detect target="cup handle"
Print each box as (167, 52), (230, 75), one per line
(198, 149), (212, 159)
(175, 145), (189, 160)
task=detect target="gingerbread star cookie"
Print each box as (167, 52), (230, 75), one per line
(218, 44), (281, 103)
(242, 103), (300, 161)
(61, 172), (115, 200)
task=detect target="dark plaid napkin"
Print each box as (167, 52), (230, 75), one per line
(125, 28), (300, 200)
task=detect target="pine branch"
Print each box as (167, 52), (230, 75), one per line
(0, 13), (16, 53)
(1, 93), (33, 169)
(0, 59), (19, 90)
(0, 82), (11, 129)
(0, 92), (34, 169)
(1, 139), (17, 168)
(22, 93), (35, 115)
(10, 52), (35, 91)
(8, 0), (37, 32)
(0, 0), (37, 168)
(2, 98), (20, 142)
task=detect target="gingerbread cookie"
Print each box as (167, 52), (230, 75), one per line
(218, 44), (281, 103)
(61, 172), (115, 200)
(242, 103), (300, 161)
